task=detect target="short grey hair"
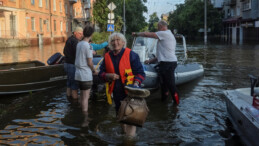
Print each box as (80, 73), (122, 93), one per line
(108, 32), (127, 50)
(158, 20), (168, 26)
(73, 26), (83, 32)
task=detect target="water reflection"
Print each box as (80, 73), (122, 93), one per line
(0, 43), (65, 64)
(0, 42), (259, 145)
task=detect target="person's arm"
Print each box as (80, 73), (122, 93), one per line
(144, 57), (157, 64)
(71, 38), (79, 61)
(91, 42), (108, 51)
(98, 57), (119, 82)
(87, 58), (98, 75)
(130, 51), (145, 86)
(132, 32), (159, 39)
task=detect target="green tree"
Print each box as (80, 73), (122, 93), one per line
(168, 0), (223, 39)
(93, 0), (110, 32)
(115, 16), (123, 32)
(148, 12), (159, 32)
(111, 0), (148, 34)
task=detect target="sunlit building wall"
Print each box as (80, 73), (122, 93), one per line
(0, 0), (94, 47)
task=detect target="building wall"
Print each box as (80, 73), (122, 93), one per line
(0, 0), (89, 47)
(211, 0), (224, 8)
(223, 0), (259, 42)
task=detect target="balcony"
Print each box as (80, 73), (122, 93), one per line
(69, 0), (77, 4)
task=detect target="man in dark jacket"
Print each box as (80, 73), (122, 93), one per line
(63, 27), (83, 101)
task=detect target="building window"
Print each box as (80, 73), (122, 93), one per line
(60, 2), (62, 12)
(40, 18), (43, 32)
(66, 21), (68, 32)
(70, 7), (73, 17)
(39, 0), (42, 7)
(31, 0), (35, 5)
(45, 0), (49, 9)
(10, 15), (16, 36)
(237, 6), (240, 16)
(53, 0), (56, 11)
(54, 20), (56, 31)
(60, 21), (63, 32)
(31, 17), (35, 31)
(242, 0), (251, 11)
(46, 19), (49, 31)
(65, 4), (68, 14)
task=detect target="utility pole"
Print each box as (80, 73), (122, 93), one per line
(204, 0), (207, 44)
(123, 0), (126, 35)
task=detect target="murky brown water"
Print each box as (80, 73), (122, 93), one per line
(0, 42), (259, 145)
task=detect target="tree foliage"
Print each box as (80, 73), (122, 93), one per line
(114, 16), (123, 32)
(93, 0), (148, 34)
(93, 0), (110, 32)
(168, 0), (223, 38)
(106, 0), (148, 34)
(148, 12), (159, 32)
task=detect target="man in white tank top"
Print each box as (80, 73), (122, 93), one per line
(132, 20), (179, 105)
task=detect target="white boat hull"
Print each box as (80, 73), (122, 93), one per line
(224, 88), (259, 146)
(142, 63), (204, 89)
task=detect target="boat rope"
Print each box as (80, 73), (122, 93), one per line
(95, 58), (104, 70)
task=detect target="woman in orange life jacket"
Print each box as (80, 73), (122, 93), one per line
(98, 32), (145, 137)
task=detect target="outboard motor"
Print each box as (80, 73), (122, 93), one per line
(47, 52), (64, 65)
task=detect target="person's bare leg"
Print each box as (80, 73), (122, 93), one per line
(121, 124), (126, 134)
(66, 88), (71, 97)
(123, 124), (136, 138)
(81, 89), (91, 112)
(82, 111), (89, 127)
(71, 89), (78, 100)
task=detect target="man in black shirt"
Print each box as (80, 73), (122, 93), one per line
(63, 27), (83, 101)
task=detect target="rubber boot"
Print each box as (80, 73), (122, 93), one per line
(174, 92), (179, 105)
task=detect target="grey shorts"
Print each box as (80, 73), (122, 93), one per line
(78, 81), (93, 90)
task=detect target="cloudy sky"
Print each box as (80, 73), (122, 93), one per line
(144, 0), (185, 21)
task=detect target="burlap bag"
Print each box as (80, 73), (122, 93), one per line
(117, 97), (149, 127)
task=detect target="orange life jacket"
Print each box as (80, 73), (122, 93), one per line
(105, 48), (134, 96)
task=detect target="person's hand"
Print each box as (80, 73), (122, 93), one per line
(93, 70), (99, 76)
(105, 73), (120, 81)
(133, 81), (139, 87)
(144, 60), (150, 64)
(93, 51), (97, 55)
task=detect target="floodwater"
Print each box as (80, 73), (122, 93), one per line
(0, 42), (259, 145)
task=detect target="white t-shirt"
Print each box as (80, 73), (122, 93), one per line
(75, 41), (93, 81)
(155, 30), (177, 62)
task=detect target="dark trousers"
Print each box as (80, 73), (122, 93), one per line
(159, 61), (178, 101)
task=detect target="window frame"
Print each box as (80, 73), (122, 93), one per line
(31, 17), (35, 31)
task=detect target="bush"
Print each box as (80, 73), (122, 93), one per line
(92, 32), (109, 44)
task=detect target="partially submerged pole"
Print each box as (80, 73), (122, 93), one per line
(204, 0), (207, 44)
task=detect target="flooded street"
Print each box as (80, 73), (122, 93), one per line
(0, 42), (259, 145)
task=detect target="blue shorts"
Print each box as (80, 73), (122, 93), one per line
(64, 63), (79, 90)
